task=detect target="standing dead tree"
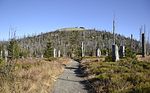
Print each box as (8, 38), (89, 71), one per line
(112, 15), (119, 61)
(81, 31), (85, 57)
(142, 33), (145, 57)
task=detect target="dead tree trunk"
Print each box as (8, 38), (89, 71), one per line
(119, 46), (125, 58)
(58, 50), (61, 57)
(112, 44), (119, 61)
(0, 50), (2, 59)
(142, 33), (145, 57)
(96, 48), (101, 57)
(4, 49), (8, 62)
(54, 48), (56, 58)
(81, 42), (84, 57)
(112, 15), (119, 61)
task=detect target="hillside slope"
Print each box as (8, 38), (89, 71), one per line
(1, 28), (140, 58)
(0, 29), (140, 57)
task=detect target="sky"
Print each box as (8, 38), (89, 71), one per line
(0, 0), (150, 41)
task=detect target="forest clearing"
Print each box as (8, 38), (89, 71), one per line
(0, 0), (150, 93)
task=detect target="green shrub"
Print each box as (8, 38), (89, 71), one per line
(105, 56), (113, 62)
(96, 74), (110, 80)
(127, 73), (143, 85)
(125, 48), (136, 58)
(7, 39), (21, 59)
(130, 82), (150, 93)
(81, 57), (150, 93)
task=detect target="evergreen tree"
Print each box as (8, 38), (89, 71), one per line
(7, 39), (20, 59)
(44, 41), (53, 58)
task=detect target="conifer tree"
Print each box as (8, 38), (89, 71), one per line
(44, 41), (53, 58)
(7, 39), (20, 59)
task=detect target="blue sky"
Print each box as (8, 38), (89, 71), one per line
(0, 0), (149, 40)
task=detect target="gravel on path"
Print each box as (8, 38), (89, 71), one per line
(52, 59), (88, 93)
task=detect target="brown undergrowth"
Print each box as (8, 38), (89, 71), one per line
(0, 57), (70, 93)
(137, 55), (150, 62)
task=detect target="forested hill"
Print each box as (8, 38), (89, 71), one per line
(0, 28), (140, 58)
(19, 28), (140, 57)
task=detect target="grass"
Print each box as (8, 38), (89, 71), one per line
(81, 57), (150, 93)
(81, 56), (105, 63)
(0, 57), (70, 93)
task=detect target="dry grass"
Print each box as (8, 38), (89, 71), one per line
(137, 55), (150, 62)
(81, 56), (105, 63)
(0, 57), (70, 93)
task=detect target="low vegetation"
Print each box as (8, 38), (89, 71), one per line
(81, 57), (150, 93)
(0, 57), (70, 93)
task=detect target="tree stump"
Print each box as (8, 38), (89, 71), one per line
(58, 50), (61, 57)
(54, 48), (56, 58)
(96, 48), (101, 57)
(112, 44), (119, 61)
(119, 46), (125, 58)
(142, 33), (145, 57)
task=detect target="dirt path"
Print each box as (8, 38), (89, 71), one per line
(52, 59), (88, 93)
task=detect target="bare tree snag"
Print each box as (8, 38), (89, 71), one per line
(142, 33), (145, 57)
(54, 48), (56, 58)
(96, 48), (101, 57)
(58, 50), (61, 57)
(112, 15), (119, 61)
(81, 42), (84, 57)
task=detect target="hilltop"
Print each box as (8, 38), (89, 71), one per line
(0, 27), (140, 59)
(57, 27), (85, 31)
(6, 28), (139, 58)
